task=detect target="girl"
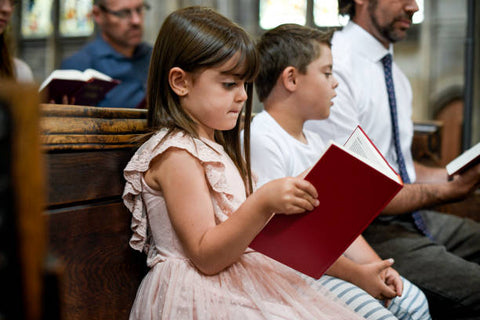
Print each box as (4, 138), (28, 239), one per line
(0, 0), (33, 82)
(123, 6), (364, 319)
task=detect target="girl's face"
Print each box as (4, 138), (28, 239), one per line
(180, 56), (248, 140)
(0, 0), (14, 35)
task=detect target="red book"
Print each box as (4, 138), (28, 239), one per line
(39, 69), (120, 106)
(249, 126), (403, 279)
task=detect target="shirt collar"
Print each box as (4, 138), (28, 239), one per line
(343, 21), (394, 63)
(92, 35), (151, 59)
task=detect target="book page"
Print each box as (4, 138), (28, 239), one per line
(446, 141), (480, 175)
(39, 69), (88, 91)
(343, 127), (399, 181)
(83, 68), (113, 81)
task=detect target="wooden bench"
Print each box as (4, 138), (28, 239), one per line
(0, 83), (47, 320)
(40, 109), (475, 319)
(3, 86), (477, 319)
(41, 104), (149, 320)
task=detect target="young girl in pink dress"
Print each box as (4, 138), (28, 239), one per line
(123, 6), (364, 319)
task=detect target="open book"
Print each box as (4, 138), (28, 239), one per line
(446, 141), (480, 177)
(249, 126), (403, 279)
(39, 69), (120, 106)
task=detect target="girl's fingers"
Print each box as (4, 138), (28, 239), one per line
(295, 179), (318, 199)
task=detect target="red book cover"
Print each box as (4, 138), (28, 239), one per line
(249, 126), (403, 279)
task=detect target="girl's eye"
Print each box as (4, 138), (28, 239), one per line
(324, 73), (332, 78)
(223, 82), (237, 89)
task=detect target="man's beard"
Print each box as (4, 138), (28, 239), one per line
(368, 0), (412, 43)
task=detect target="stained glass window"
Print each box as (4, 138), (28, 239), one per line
(21, 0), (53, 38)
(60, 0), (94, 37)
(259, 0), (307, 30)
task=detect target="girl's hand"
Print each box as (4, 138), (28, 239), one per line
(256, 177), (319, 215)
(350, 259), (401, 306)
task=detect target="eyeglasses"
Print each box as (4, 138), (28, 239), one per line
(99, 2), (150, 20)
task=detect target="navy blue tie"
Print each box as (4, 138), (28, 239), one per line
(381, 54), (431, 238)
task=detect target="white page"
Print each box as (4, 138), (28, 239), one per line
(343, 127), (400, 182)
(446, 141), (480, 175)
(83, 68), (113, 81)
(39, 69), (89, 91)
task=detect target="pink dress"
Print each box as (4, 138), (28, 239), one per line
(123, 130), (363, 320)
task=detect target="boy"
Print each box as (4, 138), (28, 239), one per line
(250, 23), (430, 320)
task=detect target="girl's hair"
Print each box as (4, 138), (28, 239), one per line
(147, 6), (259, 194)
(0, 31), (15, 79)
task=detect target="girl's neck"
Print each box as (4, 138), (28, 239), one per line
(196, 125), (216, 142)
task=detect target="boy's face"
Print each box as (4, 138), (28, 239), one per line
(295, 44), (338, 120)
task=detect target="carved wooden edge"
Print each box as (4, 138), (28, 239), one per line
(1, 83), (46, 320)
(41, 103), (147, 119)
(40, 104), (148, 151)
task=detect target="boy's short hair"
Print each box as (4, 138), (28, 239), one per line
(338, 0), (355, 18)
(255, 24), (333, 102)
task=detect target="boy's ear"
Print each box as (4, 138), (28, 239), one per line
(169, 67), (190, 96)
(281, 66), (298, 92)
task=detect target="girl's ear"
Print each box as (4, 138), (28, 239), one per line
(281, 66), (298, 92)
(169, 67), (190, 96)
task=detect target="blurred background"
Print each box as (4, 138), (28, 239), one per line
(8, 0), (480, 163)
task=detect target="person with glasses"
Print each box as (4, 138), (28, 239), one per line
(0, 0), (34, 82)
(60, 0), (152, 108)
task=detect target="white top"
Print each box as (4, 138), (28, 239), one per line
(14, 58), (34, 83)
(250, 111), (327, 188)
(305, 21), (416, 181)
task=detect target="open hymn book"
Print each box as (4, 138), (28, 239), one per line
(39, 69), (120, 106)
(249, 125), (403, 279)
(446, 141), (480, 177)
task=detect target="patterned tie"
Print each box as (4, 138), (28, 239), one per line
(381, 54), (431, 238)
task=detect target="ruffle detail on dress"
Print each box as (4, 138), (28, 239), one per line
(122, 129), (236, 253)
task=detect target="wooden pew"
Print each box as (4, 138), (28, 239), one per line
(0, 83), (47, 320)
(41, 104), (148, 320)
(36, 106), (476, 320)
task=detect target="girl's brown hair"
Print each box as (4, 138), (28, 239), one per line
(147, 6), (259, 193)
(0, 31), (15, 79)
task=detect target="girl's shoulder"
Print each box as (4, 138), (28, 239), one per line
(132, 129), (225, 168)
(123, 129), (233, 253)
(124, 129), (226, 188)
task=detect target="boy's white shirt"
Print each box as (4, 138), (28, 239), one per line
(249, 110), (326, 188)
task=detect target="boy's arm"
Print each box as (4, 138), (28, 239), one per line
(325, 255), (400, 300)
(343, 235), (381, 263)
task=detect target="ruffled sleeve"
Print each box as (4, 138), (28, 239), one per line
(122, 129), (236, 253)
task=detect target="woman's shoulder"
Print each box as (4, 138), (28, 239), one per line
(13, 58), (34, 83)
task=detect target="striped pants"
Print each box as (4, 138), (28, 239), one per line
(305, 274), (431, 320)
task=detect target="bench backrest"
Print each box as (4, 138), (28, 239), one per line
(42, 104), (148, 320)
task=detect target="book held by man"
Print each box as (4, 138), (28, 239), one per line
(249, 126), (403, 279)
(39, 69), (120, 106)
(446, 141), (480, 177)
